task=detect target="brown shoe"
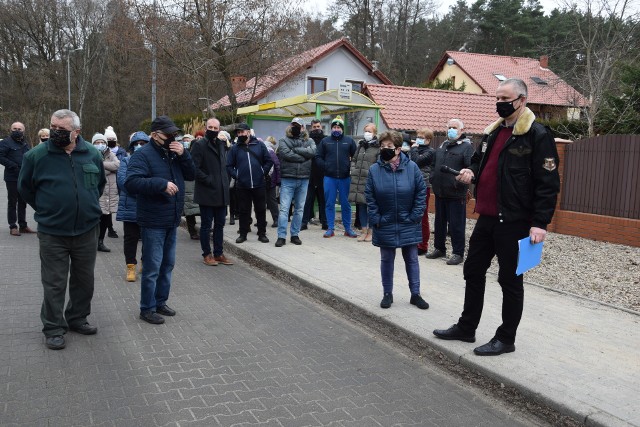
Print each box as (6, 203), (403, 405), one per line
(19, 226), (35, 234)
(214, 254), (234, 265)
(10, 228), (20, 236)
(203, 254), (219, 266)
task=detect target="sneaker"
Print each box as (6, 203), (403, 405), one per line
(275, 238), (286, 247)
(380, 293), (393, 309)
(236, 235), (247, 244)
(344, 229), (358, 238)
(214, 254), (234, 265)
(156, 305), (176, 316)
(425, 248), (446, 259)
(447, 254), (463, 265)
(140, 311), (165, 324)
(323, 229), (335, 238)
(108, 229), (118, 238)
(45, 335), (65, 350)
(126, 264), (137, 282)
(410, 294), (429, 310)
(258, 235), (269, 243)
(290, 236), (302, 245)
(203, 254), (219, 266)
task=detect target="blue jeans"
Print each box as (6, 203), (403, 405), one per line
(380, 245), (420, 295)
(323, 176), (352, 231)
(278, 178), (309, 238)
(140, 227), (176, 312)
(199, 205), (227, 257)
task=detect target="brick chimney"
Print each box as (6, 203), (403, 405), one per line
(231, 76), (247, 94)
(540, 55), (549, 68)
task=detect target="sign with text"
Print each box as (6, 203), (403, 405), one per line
(338, 82), (352, 101)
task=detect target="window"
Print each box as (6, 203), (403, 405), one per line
(346, 80), (364, 93)
(494, 74), (507, 81)
(531, 76), (548, 85)
(307, 77), (327, 94)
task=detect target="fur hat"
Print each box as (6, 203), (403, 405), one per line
(91, 133), (106, 144)
(331, 115), (344, 129)
(104, 126), (117, 141)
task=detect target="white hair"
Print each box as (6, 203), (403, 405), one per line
(52, 109), (81, 129)
(448, 118), (464, 129)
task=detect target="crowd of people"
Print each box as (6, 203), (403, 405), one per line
(3, 78), (560, 357)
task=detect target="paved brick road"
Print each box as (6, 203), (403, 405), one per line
(0, 177), (539, 426)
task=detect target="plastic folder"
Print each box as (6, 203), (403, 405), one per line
(516, 237), (544, 276)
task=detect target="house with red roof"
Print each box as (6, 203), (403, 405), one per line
(210, 37), (392, 138)
(427, 51), (588, 121)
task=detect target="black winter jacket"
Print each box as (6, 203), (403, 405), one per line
(226, 136), (273, 189)
(470, 108), (560, 229)
(409, 144), (435, 189)
(191, 136), (230, 207)
(0, 136), (29, 181)
(430, 136), (474, 199)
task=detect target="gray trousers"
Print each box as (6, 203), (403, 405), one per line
(38, 225), (99, 337)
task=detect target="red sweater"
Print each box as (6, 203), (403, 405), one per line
(475, 127), (512, 217)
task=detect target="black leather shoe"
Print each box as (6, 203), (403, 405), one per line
(290, 236), (302, 245)
(474, 339), (515, 356)
(380, 293), (393, 309)
(300, 224), (308, 230)
(275, 238), (286, 247)
(447, 254), (464, 265)
(258, 235), (269, 243)
(410, 294), (429, 310)
(97, 241), (111, 252)
(425, 249), (446, 259)
(69, 322), (97, 335)
(417, 248), (428, 255)
(229, 218), (235, 225)
(140, 311), (165, 324)
(45, 335), (65, 350)
(321, 224), (329, 230)
(433, 324), (476, 342)
(108, 229), (119, 238)
(236, 235), (247, 244)
(156, 305), (176, 316)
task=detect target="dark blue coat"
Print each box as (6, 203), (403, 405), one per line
(315, 134), (357, 179)
(226, 137), (273, 189)
(116, 155), (137, 223)
(365, 153), (427, 248)
(125, 142), (196, 229)
(0, 136), (29, 181)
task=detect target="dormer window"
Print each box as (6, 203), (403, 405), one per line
(494, 74), (507, 81)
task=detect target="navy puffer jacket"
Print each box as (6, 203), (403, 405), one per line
(365, 153), (427, 248)
(125, 141), (196, 229)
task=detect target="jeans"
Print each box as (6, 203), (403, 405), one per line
(433, 196), (467, 256)
(457, 216), (530, 345)
(380, 245), (420, 295)
(123, 221), (141, 265)
(6, 180), (27, 229)
(38, 225), (99, 337)
(236, 187), (267, 236)
(323, 176), (352, 231)
(199, 205), (227, 257)
(302, 182), (326, 226)
(140, 227), (177, 312)
(278, 178), (309, 238)
(357, 203), (368, 228)
(417, 188), (431, 251)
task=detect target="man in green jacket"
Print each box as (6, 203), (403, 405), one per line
(18, 109), (106, 350)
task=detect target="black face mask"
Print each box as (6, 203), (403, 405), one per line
(162, 135), (175, 150)
(50, 128), (72, 148)
(40, 138), (48, 143)
(496, 95), (521, 118)
(380, 147), (396, 162)
(237, 135), (248, 144)
(11, 130), (24, 142)
(291, 126), (301, 138)
(206, 130), (219, 141)
(107, 140), (117, 148)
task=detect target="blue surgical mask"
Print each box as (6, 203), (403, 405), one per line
(134, 144), (143, 151)
(95, 143), (107, 152)
(447, 128), (458, 140)
(416, 138), (425, 145)
(331, 130), (342, 138)
(183, 141), (190, 149)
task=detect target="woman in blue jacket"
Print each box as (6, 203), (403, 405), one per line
(365, 130), (429, 310)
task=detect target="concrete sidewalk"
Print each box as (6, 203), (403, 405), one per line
(222, 220), (640, 427)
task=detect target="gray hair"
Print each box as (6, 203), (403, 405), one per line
(52, 109), (81, 130)
(448, 118), (464, 129)
(500, 78), (528, 97)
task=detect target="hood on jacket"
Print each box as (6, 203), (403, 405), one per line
(285, 125), (309, 140)
(484, 107), (536, 136)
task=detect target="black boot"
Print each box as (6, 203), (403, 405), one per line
(97, 240), (111, 252)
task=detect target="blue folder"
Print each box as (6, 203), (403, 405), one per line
(516, 237), (544, 276)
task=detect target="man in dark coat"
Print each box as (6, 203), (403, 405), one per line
(0, 121), (34, 235)
(301, 119), (328, 230)
(191, 117), (232, 266)
(125, 115), (196, 325)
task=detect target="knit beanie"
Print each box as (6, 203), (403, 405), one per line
(91, 133), (106, 144)
(331, 115), (344, 129)
(104, 126), (117, 141)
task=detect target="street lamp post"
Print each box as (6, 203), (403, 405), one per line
(67, 47), (83, 110)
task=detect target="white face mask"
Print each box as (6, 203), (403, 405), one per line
(95, 143), (107, 152)
(363, 131), (374, 142)
(183, 141), (191, 149)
